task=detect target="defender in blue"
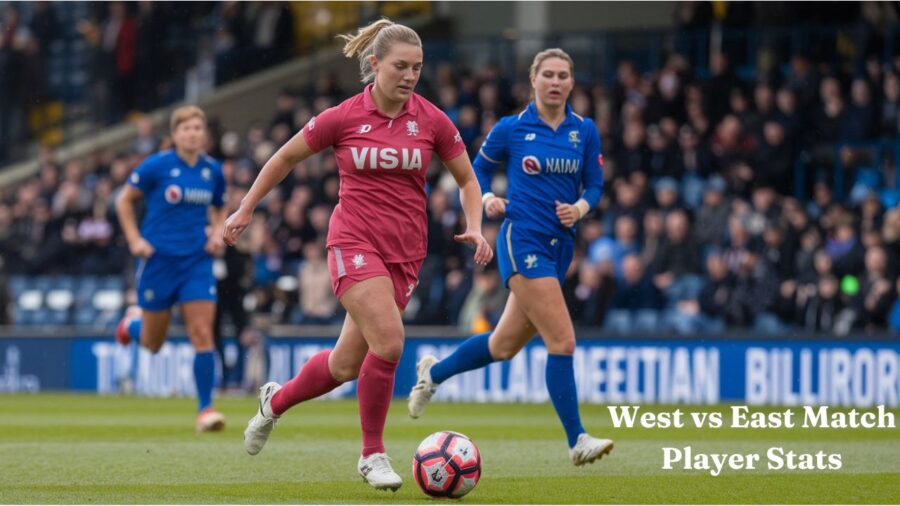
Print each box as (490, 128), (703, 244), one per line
(115, 106), (228, 432)
(408, 49), (614, 467)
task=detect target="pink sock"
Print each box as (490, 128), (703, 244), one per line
(357, 351), (398, 457)
(270, 349), (342, 416)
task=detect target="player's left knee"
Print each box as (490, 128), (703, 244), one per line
(188, 326), (214, 349)
(548, 338), (576, 356)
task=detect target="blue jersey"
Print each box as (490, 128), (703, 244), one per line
(128, 150), (225, 257)
(474, 102), (603, 237)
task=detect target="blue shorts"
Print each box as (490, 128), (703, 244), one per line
(135, 253), (217, 311)
(496, 220), (574, 288)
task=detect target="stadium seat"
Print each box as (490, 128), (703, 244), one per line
(881, 189), (900, 209)
(92, 289), (124, 313)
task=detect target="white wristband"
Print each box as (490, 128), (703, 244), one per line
(574, 199), (590, 220)
(482, 192), (497, 206)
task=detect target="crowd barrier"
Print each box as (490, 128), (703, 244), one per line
(0, 334), (897, 408)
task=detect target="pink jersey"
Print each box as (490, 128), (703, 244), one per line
(302, 83), (466, 263)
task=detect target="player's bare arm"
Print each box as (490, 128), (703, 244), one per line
(224, 130), (316, 246)
(206, 206), (227, 256)
(444, 152), (494, 266)
(115, 184), (155, 258)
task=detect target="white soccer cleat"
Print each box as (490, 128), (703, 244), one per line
(407, 355), (439, 419)
(569, 433), (613, 466)
(195, 407), (226, 433)
(244, 381), (282, 455)
(358, 452), (402, 491)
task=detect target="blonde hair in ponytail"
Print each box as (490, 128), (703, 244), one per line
(339, 18), (422, 83)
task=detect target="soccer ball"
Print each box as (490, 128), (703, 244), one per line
(412, 431), (482, 498)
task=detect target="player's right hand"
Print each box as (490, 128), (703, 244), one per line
(223, 206), (252, 247)
(484, 196), (507, 218)
(128, 237), (155, 258)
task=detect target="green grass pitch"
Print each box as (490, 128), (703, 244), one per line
(0, 394), (897, 504)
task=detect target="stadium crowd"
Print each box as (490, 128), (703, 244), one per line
(5, 13), (900, 335)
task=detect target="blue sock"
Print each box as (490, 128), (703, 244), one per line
(546, 353), (585, 448)
(430, 332), (494, 384)
(194, 351), (215, 412)
(127, 318), (142, 342)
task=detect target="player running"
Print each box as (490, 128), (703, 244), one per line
(407, 49), (614, 466)
(115, 105), (228, 433)
(225, 19), (492, 491)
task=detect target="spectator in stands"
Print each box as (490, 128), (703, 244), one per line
(131, 116), (159, 157)
(612, 120), (648, 179)
(298, 241), (338, 324)
(694, 176), (730, 247)
(101, 2), (137, 122)
(728, 251), (779, 329)
(857, 246), (895, 330)
(652, 210), (702, 300)
(607, 254), (663, 332)
(646, 124), (678, 178)
(697, 250), (731, 330)
(801, 274), (856, 334)
(814, 76), (846, 145)
(754, 121), (794, 190)
(843, 78), (877, 142)
(827, 220), (865, 278)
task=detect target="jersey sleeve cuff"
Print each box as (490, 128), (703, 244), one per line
(574, 199), (590, 219)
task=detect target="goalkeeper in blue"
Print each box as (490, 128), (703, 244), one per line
(408, 49), (612, 466)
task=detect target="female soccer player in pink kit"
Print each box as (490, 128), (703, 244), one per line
(222, 19), (492, 491)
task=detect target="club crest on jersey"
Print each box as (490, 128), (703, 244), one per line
(164, 184), (183, 204)
(522, 155), (542, 175)
(350, 146), (423, 170)
(201, 168), (211, 180)
(352, 254), (367, 269)
(569, 130), (581, 147)
(170, 168), (181, 177)
(406, 120), (419, 136)
(525, 133), (536, 141)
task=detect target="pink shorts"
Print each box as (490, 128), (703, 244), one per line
(327, 247), (422, 310)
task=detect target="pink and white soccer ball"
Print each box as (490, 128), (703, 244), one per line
(412, 431), (482, 498)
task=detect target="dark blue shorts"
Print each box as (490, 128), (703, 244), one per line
(135, 253), (216, 311)
(496, 220), (574, 288)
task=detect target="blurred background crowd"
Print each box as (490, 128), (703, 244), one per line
(3, 1), (900, 338)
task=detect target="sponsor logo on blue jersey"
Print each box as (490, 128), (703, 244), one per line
(522, 155), (541, 175)
(163, 185), (213, 205)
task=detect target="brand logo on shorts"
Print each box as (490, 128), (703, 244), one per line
(522, 155), (541, 175)
(525, 254), (538, 269)
(406, 120), (419, 136)
(164, 185), (183, 204)
(130, 173), (140, 184)
(358, 124), (372, 134)
(144, 289), (155, 301)
(405, 282), (417, 298)
(550, 238), (558, 246)
(307, 116), (316, 130)
(352, 254), (367, 269)
(453, 132), (461, 143)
